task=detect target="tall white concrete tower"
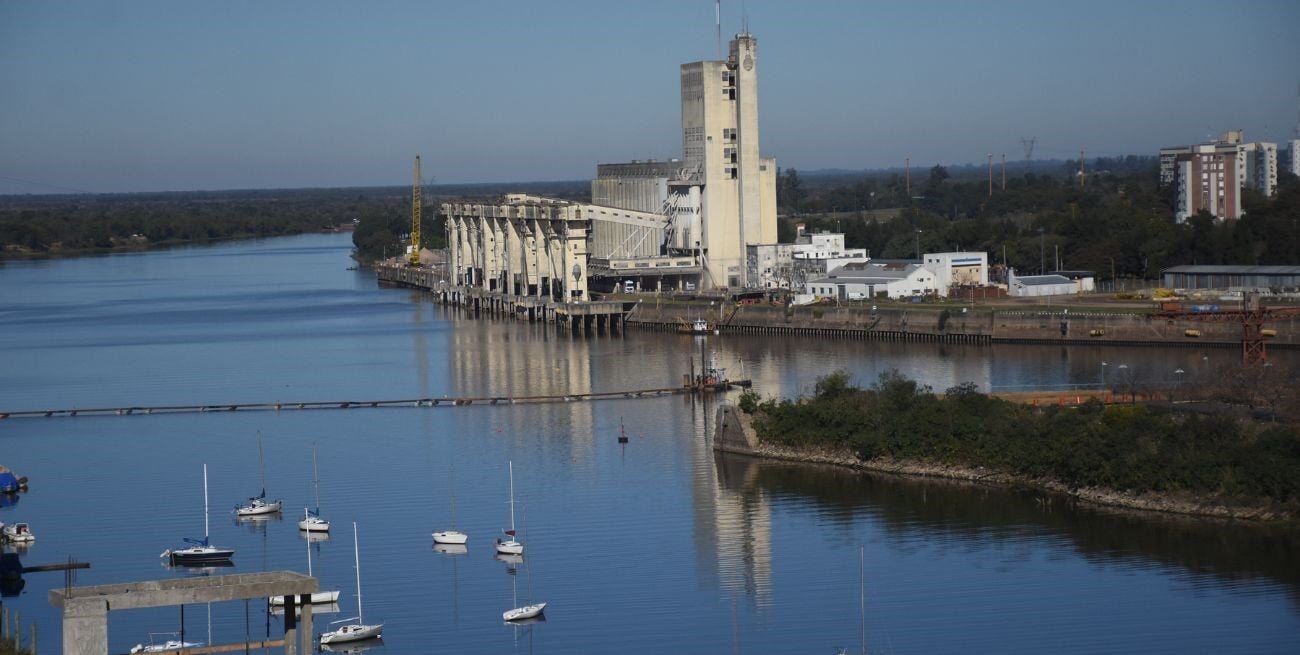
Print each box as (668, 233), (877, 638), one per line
(679, 32), (777, 289)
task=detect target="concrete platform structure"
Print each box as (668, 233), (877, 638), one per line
(50, 571), (318, 655)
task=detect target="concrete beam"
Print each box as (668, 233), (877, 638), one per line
(50, 571), (317, 611)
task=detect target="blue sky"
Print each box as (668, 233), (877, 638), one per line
(1, 0), (1297, 193)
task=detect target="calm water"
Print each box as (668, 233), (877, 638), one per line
(1, 233), (1297, 654)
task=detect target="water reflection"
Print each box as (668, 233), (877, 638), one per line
(712, 451), (1300, 601)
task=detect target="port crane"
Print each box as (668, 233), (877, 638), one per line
(409, 155), (422, 266)
(1152, 293), (1300, 364)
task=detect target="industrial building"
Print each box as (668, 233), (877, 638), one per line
(1161, 265), (1300, 291)
(442, 32), (778, 296)
(746, 225), (868, 289)
(805, 261), (938, 301)
(1007, 269), (1077, 297)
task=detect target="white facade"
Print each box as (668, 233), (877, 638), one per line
(921, 252), (989, 297)
(806, 263), (938, 300)
(1238, 141), (1278, 197)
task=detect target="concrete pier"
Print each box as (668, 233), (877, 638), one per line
(49, 571), (318, 655)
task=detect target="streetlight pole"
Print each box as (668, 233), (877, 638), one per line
(1174, 368), (1184, 402)
(1100, 361), (1108, 391)
(1118, 364), (1132, 404)
(914, 229), (922, 261)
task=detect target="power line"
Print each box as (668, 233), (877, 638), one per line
(0, 174), (94, 194)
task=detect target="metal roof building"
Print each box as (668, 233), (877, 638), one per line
(1161, 265), (1300, 290)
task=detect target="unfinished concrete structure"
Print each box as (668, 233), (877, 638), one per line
(50, 571), (318, 655)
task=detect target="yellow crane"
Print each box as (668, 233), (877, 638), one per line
(409, 155), (422, 266)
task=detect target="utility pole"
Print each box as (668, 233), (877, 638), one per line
(1038, 228), (1045, 275)
(1001, 153), (1006, 190)
(1078, 149), (1086, 188)
(987, 153), (993, 197)
(905, 156), (911, 198)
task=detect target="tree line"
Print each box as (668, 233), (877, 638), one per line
(738, 370), (1300, 511)
(776, 161), (1300, 280)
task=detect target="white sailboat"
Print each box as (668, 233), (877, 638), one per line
(319, 522), (383, 645)
(235, 432), (282, 516)
(270, 508), (341, 606)
(432, 468), (468, 545)
(130, 633), (202, 653)
(494, 461), (523, 555)
(503, 505), (546, 622)
(161, 464), (234, 566)
(298, 445), (330, 533)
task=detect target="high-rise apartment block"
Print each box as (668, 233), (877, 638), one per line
(1160, 131), (1278, 223)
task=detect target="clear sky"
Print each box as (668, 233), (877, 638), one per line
(2, 0), (1297, 194)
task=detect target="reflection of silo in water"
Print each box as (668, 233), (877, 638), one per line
(688, 395), (773, 609)
(448, 323), (594, 458)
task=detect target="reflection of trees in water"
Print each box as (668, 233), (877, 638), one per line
(713, 452), (1300, 601)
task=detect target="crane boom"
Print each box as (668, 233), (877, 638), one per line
(409, 155), (422, 266)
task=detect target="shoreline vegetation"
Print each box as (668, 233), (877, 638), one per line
(724, 371), (1300, 521)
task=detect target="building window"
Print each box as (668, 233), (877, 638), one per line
(724, 147), (736, 163)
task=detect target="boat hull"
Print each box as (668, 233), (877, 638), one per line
(495, 539), (523, 555)
(236, 499), (282, 516)
(165, 546), (234, 565)
(320, 623), (383, 644)
(503, 602), (547, 622)
(432, 530), (467, 545)
(299, 516), (331, 532)
(269, 590), (341, 606)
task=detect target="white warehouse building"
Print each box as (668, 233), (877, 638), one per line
(806, 261), (938, 300)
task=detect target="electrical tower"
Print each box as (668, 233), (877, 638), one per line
(409, 155), (422, 267)
(1020, 137), (1037, 161)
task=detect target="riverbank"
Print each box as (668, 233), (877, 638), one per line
(714, 405), (1292, 521)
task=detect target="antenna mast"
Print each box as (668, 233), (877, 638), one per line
(715, 0), (721, 59)
(409, 155), (422, 266)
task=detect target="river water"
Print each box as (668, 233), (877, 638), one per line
(0, 233), (1296, 654)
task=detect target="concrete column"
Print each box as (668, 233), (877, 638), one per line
(63, 598), (108, 655)
(299, 596), (313, 655)
(283, 596), (298, 655)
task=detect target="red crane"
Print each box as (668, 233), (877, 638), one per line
(1152, 293), (1300, 364)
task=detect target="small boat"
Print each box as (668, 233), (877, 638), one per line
(130, 634), (202, 653)
(319, 522), (383, 645)
(2, 522), (34, 543)
(299, 445), (330, 533)
(677, 317), (713, 334)
(0, 466), (27, 493)
(271, 508), (341, 606)
(432, 467), (468, 545)
(162, 464), (235, 566)
(235, 432), (282, 516)
(503, 602), (547, 622)
(494, 461), (523, 556)
(503, 506), (545, 623)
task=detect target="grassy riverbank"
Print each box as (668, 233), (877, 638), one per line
(738, 371), (1300, 518)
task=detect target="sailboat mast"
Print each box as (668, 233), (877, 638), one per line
(859, 545), (866, 655)
(257, 431), (266, 497)
(311, 445), (322, 513)
(305, 508), (313, 576)
(353, 522), (363, 624)
(203, 464), (210, 540)
(508, 461), (516, 532)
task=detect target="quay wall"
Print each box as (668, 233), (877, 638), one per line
(627, 300), (1300, 349)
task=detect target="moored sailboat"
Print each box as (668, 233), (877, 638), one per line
(494, 461), (523, 556)
(432, 467), (468, 545)
(270, 508), (341, 606)
(235, 432), (281, 516)
(319, 522), (383, 645)
(162, 464), (234, 566)
(299, 444), (330, 533)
